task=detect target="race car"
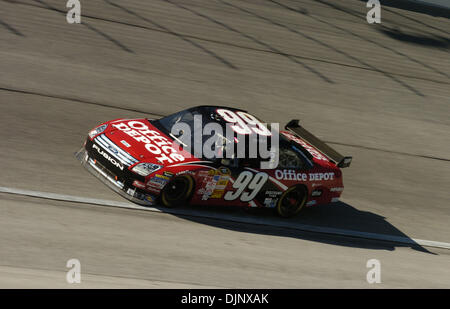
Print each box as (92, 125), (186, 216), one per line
(75, 106), (352, 217)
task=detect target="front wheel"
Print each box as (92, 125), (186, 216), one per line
(160, 175), (195, 208)
(276, 186), (307, 218)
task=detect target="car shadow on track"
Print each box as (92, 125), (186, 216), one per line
(376, 26), (450, 49)
(155, 201), (434, 254)
(356, 0), (450, 19)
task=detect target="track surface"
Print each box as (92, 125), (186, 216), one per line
(1, 0), (449, 288)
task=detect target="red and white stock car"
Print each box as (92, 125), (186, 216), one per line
(76, 106), (352, 217)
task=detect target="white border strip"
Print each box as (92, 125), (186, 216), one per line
(0, 186), (449, 250)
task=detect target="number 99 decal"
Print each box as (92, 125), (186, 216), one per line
(216, 109), (272, 136)
(224, 171), (268, 202)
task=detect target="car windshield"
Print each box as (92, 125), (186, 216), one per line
(154, 106), (246, 135)
(152, 106), (310, 169)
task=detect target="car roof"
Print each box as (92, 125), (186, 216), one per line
(188, 105), (248, 113)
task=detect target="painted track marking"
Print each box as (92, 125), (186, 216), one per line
(0, 186), (449, 250)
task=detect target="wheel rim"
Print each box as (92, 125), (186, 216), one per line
(165, 178), (189, 202)
(278, 187), (306, 217)
(280, 190), (301, 213)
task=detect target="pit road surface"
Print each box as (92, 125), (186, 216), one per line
(0, 0), (449, 288)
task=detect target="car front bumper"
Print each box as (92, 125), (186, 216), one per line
(75, 146), (157, 206)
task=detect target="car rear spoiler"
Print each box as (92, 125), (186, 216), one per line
(285, 119), (352, 168)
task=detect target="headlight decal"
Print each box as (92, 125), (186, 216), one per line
(131, 163), (163, 176)
(88, 124), (108, 139)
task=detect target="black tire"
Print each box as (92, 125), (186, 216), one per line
(160, 175), (195, 208)
(276, 186), (307, 218)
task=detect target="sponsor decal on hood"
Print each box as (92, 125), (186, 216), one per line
(109, 120), (193, 165)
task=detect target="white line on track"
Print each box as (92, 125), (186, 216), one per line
(0, 186), (449, 250)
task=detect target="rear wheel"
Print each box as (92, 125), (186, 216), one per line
(160, 175), (195, 208)
(276, 186), (307, 218)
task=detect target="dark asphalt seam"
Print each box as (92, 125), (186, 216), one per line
(30, 0), (135, 53)
(325, 141), (450, 162)
(0, 263), (227, 288)
(162, 0), (333, 83)
(0, 17), (25, 36)
(103, 0), (238, 70)
(0, 86), (164, 117)
(0, 191), (430, 252)
(4, 0), (449, 86)
(1, 86), (448, 163)
(262, 0), (425, 96)
(313, 0), (450, 80)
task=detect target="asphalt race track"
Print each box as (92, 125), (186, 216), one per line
(1, 0), (449, 288)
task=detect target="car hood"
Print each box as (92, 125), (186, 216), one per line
(102, 118), (198, 166)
